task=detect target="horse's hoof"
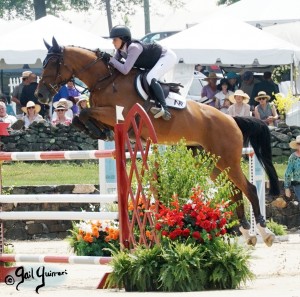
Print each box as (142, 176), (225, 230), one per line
(263, 234), (275, 247)
(246, 236), (257, 246)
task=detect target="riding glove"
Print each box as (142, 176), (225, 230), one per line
(102, 52), (112, 63)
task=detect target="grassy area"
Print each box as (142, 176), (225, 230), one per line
(1, 161), (100, 187)
(0, 160), (287, 187)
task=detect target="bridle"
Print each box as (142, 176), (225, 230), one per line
(40, 47), (114, 96)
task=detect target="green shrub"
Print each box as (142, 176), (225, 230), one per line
(3, 243), (15, 267)
(267, 219), (287, 236)
(106, 239), (254, 291)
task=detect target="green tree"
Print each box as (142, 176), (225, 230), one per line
(217, 0), (240, 5)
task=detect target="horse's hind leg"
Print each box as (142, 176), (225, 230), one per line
(227, 165), (275, 247)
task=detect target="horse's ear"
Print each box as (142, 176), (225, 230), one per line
(52, 37), (61, 52)
(43, 39), (51, 50)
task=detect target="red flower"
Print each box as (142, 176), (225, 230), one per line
(182, 228), (190, 237)
(155, 223), (162, 230)
(192, 231), (201, 240)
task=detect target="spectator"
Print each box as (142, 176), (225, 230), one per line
(228, 90), (251, 117)
(20, 73), (49, 119)
(0, 94), (15, 116)
(0, 102), (17, 128)
(201, 72), (220, 106)
(215, 79), (233, 114)
(11, 70), (32, 117)
(194, 64), (209, 76)
(21, 101), (44, 129)
(284, 135), (300, 203)
(226, 71), (240, 92)
(240, 71), (260, 106)
(52, 98), (73, 120)
(66, 80), (81, 115)
(76, 94), (89, 112)
(53, 85), (69, 104)
(51, 103), (72, 127)
(254, 91), (278, 127)
(251, 71), (279, 107)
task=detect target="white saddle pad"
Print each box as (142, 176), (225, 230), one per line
(135, 75), (186, 110)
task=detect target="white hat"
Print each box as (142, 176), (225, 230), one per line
(53, 98), (73, 109)
(21, 101), (41, 114)
(76, 94), (89, 106)
(229, 90), (250, 104)
(289, 135), (300, 150)
(22, 71), (32, 78)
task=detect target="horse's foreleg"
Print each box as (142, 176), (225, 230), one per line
(211, 167), (257, 246)
(78, 108), (114, 141)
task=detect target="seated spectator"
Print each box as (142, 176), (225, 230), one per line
(51, 104), (72, 126)
(251, 71), (279, 107)
(201, 72), (220, 106)
(215, 79), (233, 114)
(76, 94), (89, 112)
(228, 90), (251, 117)
(0, 102), (17, 128)
(0, 94), (16, 116)
(226, 71), (240, 92)
(66, 80), (81, 115)
(254, 91), (278, 127)
(21, 101), (44, 129)
(52, 98), (73, 120)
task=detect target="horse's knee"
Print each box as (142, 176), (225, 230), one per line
(79, 108), (90, 122)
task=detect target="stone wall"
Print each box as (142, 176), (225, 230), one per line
(270, 122), (300, 163)
(0, 122), (98, 152)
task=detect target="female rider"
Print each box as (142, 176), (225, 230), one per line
(104, 25), (177, 121)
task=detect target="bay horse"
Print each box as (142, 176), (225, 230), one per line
(36, 37), (280, 247)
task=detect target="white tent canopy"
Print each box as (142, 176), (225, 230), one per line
(264, 22), (300, 48)
(213, 0), (300, 28)
(0, 15), (114, 65)
(159, 17), (300, 66)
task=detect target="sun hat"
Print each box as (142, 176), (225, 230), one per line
(289, 135), (300, 150)
(55, 104), (67, 111)
(21, 101), (41, 114)
(22, 71), (32, 78)
(53, 98), (73, 109)
(76, 94), (89, 106)
(203, 72), (220, 81)
(228, 89), (250, 104)
(242, 71), (253, 81)
(255, 91), (271, 102)
(226, 71), (238, 80)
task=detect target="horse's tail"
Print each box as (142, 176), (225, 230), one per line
(233, 116), (280, 196)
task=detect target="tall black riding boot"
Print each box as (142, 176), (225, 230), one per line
(150, 78), (171, 120)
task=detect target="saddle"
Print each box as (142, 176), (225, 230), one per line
(134, 71), (187, 110)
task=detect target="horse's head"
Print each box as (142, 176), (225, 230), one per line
(35, 37), (74, 104)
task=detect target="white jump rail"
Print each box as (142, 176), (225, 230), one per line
(0, 211), (118, 221)
(0, 149), (115, 161)
(0, 194), (117, 203)
(0, 254), (111, 265)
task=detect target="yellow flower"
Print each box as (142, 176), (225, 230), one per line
(273, 90), (299, 115)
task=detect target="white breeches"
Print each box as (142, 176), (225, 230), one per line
(146, 49), (177, 84)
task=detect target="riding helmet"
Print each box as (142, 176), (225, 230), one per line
(110, 25), (131, 41)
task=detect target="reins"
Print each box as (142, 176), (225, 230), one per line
(41, 47), (115, 95)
